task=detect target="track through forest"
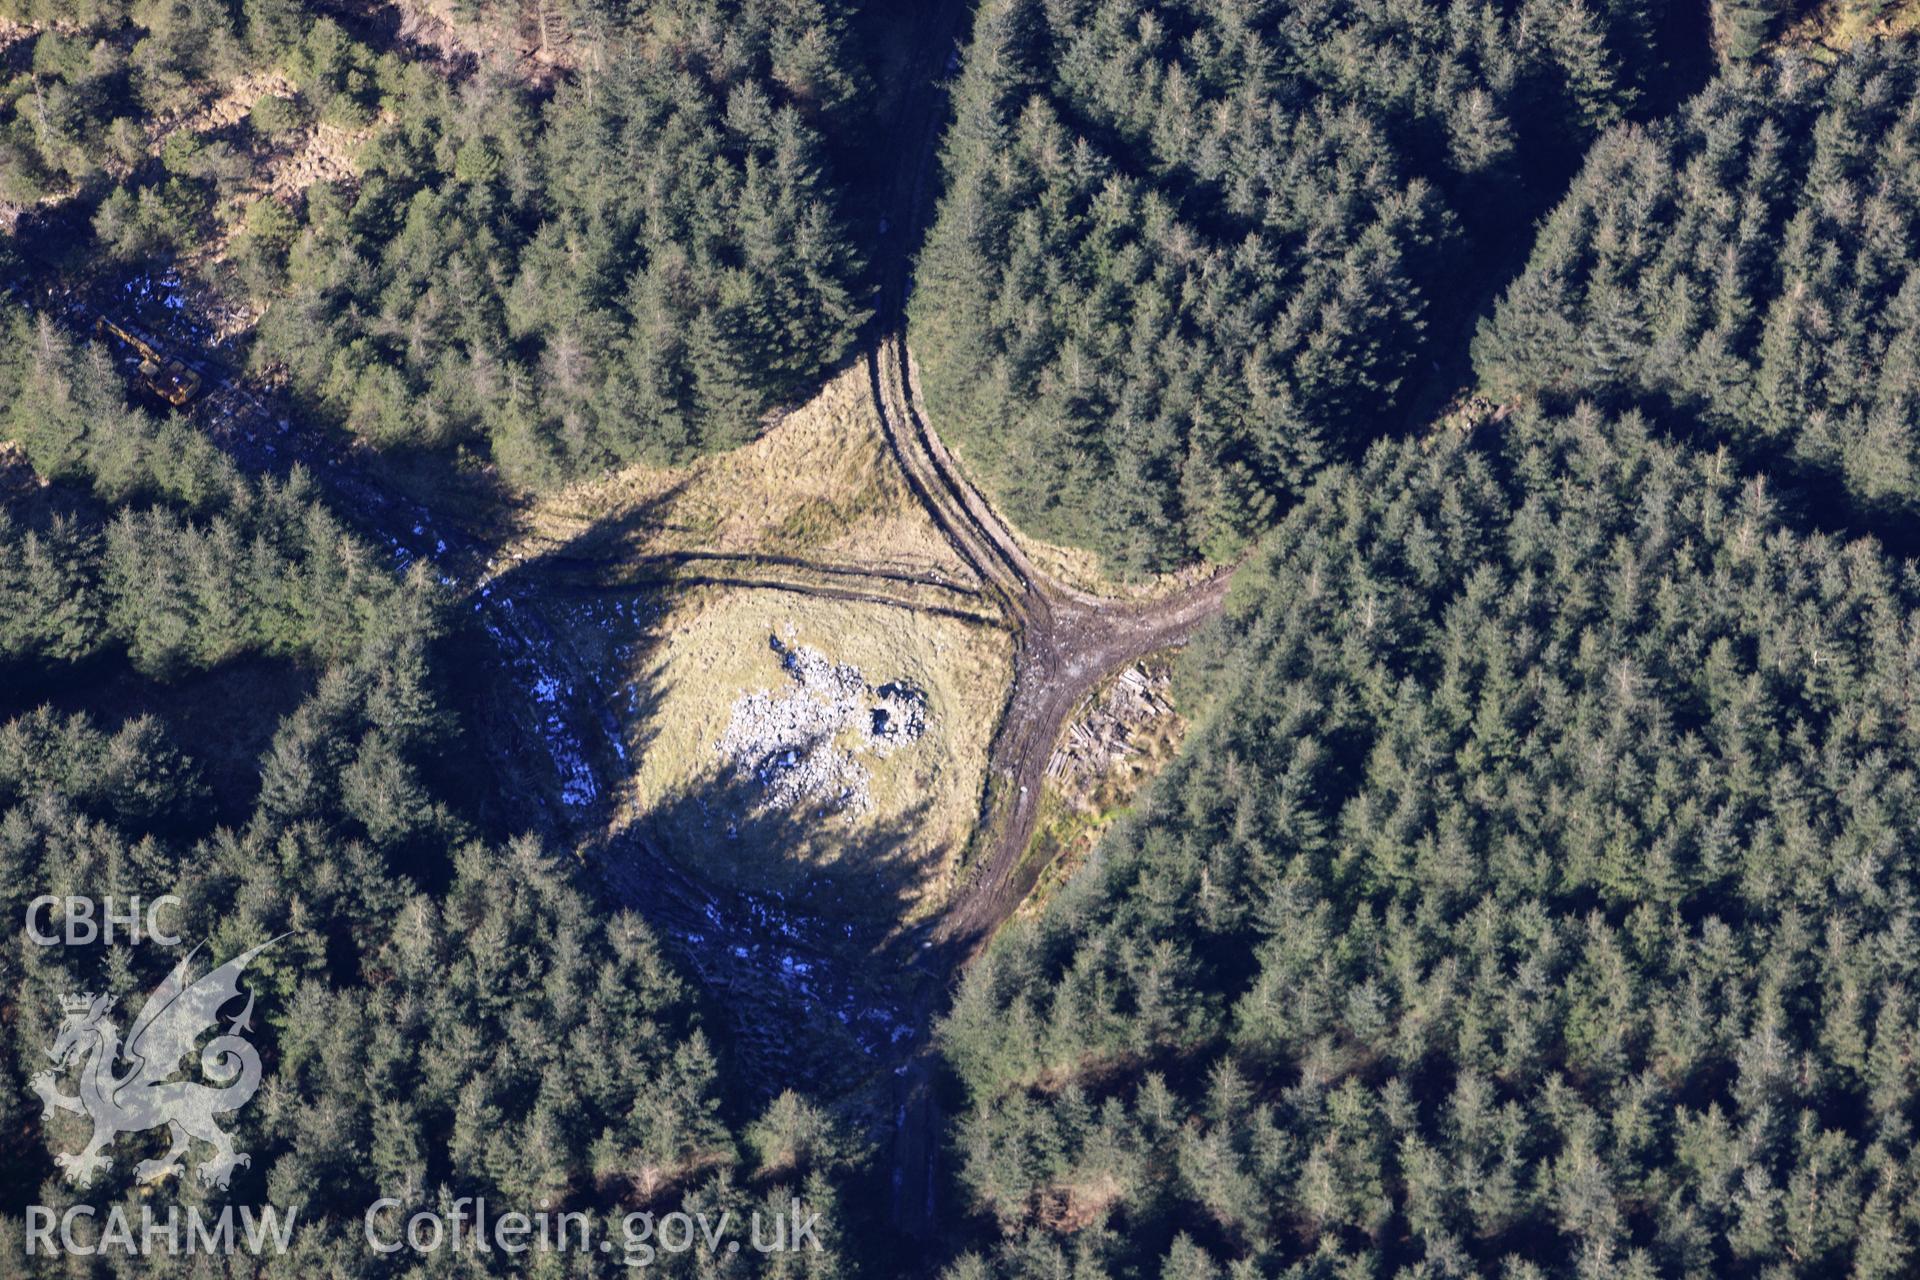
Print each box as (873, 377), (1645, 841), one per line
(12, 0), (1233, 1254)
(863, 1), (1232, 958)
(860, 0), (1233, 1240)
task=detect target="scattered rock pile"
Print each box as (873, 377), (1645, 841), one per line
(715, 634), (928, 819)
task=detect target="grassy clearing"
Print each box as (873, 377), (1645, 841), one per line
(480, 366), (1021, 926)
(509, 365), (1017, 923)
(610, 585), (1011, 923)
(512, 366), (975, 589)
(998, 516), (1214, 601)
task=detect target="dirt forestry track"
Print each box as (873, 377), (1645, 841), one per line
(870, 321), (1229, 1243)
(863, 5), (1233, 960)
(862, 1), (1235, 1246)
(870, 336), (1232, 952)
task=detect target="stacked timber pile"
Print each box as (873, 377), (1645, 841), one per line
(1045, 663), (1173, 795)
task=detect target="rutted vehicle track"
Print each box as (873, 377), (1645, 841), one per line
(11, 0), (1236, 1256)
(865, 334), (1231, 1239)
(872, 338), (1233, 951)
(861, 0), (1234, 1243)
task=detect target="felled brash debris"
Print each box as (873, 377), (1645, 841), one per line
(1046, 663), (1173, 796)
(714, 634), (928, 819)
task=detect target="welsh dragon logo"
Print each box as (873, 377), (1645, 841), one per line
(30, 937), (282, 1190)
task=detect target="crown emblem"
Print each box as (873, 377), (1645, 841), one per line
(60, 993), (96, 1015)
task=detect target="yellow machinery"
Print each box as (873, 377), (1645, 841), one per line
(93, 316), (201, 407)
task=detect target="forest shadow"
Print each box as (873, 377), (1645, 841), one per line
(635, 760), (942, 927)
(597, 764), (944, 1100)
(1394, 39), (1721, 445)
(472, 483), (955, 1100)
(438, 475), (693, 841)
(0, 473), (318, 831)
(471, 469), (958, 599)
(0, 650), (316, 835)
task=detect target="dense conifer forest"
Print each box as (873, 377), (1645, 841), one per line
(910, 0), (1696, 575)
(256, 0), (869, 483)
(0, 315), (864, 1275)
(11, 0), (1920, 1274)
(3, 0), (868, 484)
(1477, 46), (1920, 536)
(939, 405), (1920, 1275)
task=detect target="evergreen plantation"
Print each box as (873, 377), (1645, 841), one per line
(910, 0), (1692, 576)
(1476, 48), (1920, 537)
(4, 0), (869, 485)
(11, 0), (1920, 1275)
(255, 0), (870, 483)
(0, 318), (866, 1274)
(919, 30), (1920, 1280)
(940, 409), (1920, 1278)
(0, 311), (406, 675)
